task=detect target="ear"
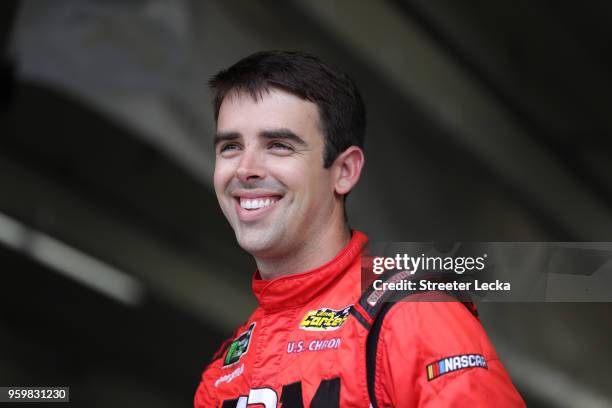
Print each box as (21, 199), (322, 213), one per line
(333, 146), (365, 196)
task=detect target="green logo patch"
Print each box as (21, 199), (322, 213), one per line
(223, 323), (255, 367)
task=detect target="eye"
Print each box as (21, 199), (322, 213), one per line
(269, 141), (293, 151)
(218, 143), (240, 153)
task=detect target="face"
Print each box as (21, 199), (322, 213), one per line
(214, 89), (340, 259)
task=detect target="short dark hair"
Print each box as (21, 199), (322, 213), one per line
(209, 50), (366, 168)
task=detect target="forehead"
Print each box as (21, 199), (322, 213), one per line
(217, 88), (322, 137)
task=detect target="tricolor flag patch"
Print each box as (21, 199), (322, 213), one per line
(426, 354), (487, 381)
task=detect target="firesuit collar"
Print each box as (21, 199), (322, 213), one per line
(252, 230), (368, 312)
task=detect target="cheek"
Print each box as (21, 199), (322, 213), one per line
(212, 172), (222, 196)
(213, 163), (232, 197)
(267, 158), (331, 198)
(290, 165), (333, 197)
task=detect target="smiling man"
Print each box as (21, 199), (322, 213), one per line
(195, 51), (524, 407)
(212, 84), (362, 279)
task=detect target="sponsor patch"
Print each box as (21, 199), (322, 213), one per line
(299, 305), (352, 331)
(214, 364), (244, 387)
(426, 354), (487, 381)
(286, 338), (342, 353)
(223, 323), (255, 367)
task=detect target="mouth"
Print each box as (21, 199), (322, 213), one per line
(238, 196), (281, 210)
(233, 194), (283, 221)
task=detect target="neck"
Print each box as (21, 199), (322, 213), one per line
(255, 218), (351, 280)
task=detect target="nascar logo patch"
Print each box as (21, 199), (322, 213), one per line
(299, 305), (352, 331)
(426, 354), (487, 381)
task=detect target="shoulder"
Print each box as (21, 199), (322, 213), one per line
(381, 300), (488, 353)
(372, 300), (525, 407)
(372, 299), (494, 384)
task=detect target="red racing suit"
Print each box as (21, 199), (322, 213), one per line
(194, 230), (525, 407)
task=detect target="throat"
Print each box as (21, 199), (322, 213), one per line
(254, 227), (351, 280)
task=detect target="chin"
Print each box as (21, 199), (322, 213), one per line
(235, 229), (279, 256)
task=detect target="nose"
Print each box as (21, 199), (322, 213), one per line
(236, 147), (266, 183)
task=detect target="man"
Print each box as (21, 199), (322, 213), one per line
(195, 51), (524, 407)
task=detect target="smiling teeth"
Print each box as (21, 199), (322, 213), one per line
(240, 197), (278, 210)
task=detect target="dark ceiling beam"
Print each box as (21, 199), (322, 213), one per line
(294, 0), (612, 240)
(393, 0), (612, 214)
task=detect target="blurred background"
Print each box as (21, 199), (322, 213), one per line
(1, 0), (612, 406)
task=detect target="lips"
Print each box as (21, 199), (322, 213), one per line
(233, 194), (283, 222)
(239, 196), (280, 210)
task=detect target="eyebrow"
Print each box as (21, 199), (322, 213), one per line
(259, 129), (307, 146)
(213, 131), (240, 147)
(213, 129), (308, 147)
